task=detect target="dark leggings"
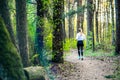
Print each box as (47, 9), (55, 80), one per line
(77, 41), (84, 57)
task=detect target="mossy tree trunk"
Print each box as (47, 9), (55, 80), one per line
(34, 0), (45, 65)
(52, 0), (64, 63)
(115, 0), (120, 54)
(0, 0), (18, 50)
(0, 17), (26, 80)
(15, 0), (29, 67)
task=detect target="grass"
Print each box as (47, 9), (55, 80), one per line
(63, 48), (115, 58)
(84, 49), (115, 57)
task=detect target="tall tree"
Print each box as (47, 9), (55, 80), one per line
(86, 0), (94, 49)
(110, 0), (115, 45)
(0, 17), (26, 80)
(34, 0), (45, 65)
(95, 0), (99, 43)
(68, 0), (74, 38)
(15, 0), (29, 67)
(0, 0), (17, 49)
(52, 0), (64, 63)
(77, 0), (84, 31)
(115, 0), (120, 54)
(63, 0), (66, 41)
(87, 0), (93, 34)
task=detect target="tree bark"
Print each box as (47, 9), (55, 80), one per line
(63, 1), (66, 42)
(99, 0), (102, 43)
(115, 0), (120, 54)
(87, 0), (94, 48)
(87, 0), (93, 33)
(95, 0), (99, 42)
(52, 0), (64, 63)
(15, 0), (29, 67)
(0, 0), (18, 50)
(110, 0), (115, 45)
(34, 0), (45, 66)
(77, 0), (84, 32)
(68, 0), (74, 38)
(0, 17), (26, 80)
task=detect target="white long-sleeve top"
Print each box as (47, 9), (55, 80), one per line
(76, 33), (86, 41)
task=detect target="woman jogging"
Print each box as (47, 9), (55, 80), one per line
(76, 28), (86, 60)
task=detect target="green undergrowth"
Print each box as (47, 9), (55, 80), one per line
(63, 38), (77, 51)
(84, 49), (115, 57)
(113, 59), (120, 80)
(105, 59), (120, 80)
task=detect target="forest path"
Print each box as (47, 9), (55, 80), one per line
(64, 49), (115, 80)
(51, 49), (118, 80)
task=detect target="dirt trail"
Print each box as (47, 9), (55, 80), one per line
(65, 50), (115, 80)
(51, 49), (117, 80)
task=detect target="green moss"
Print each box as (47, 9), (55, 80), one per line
(0, 17), (26, 80)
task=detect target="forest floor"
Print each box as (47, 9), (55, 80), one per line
(50, 49), (120, 80)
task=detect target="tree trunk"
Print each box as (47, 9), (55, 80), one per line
(0, 17), (26, 80)
(34, 0), (45, 66)
(63, 0), (66, 42)
(68, 0), (74, 38)
(99, 0), (102, 43)
(92, 0), (95, 51)
(105, 0), (111, 50)
(110, 0), (115, 45)
(115, 0), (120, 54)
(52, 0), (64, 63)
(77, 0), (84, 32)
(65, 0), (69, 38)
(0, 0), (18, 50)
(95, 0), (99, 42)
(87, 0), (93, 33)
(87, 0), (94, 48)
(16, 0), (29, 67)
